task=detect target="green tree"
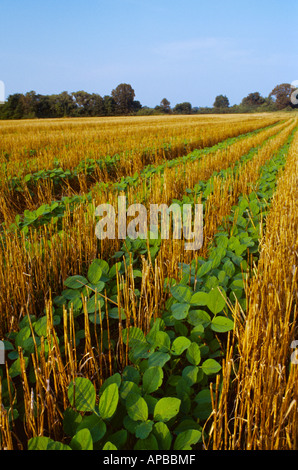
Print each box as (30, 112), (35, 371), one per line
(269, 83), (292, 109)
(241, 92), (265, 107)
(213, 95), (229, 109)
(173, 102), (192, 114)
(160, 98), (171, 113)
(103, 95), (117, 116)
(111, 83), (136, 114)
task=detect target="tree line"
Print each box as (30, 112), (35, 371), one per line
(0, 82), (296, 120)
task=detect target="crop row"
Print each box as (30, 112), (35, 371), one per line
(5, 119), (290, 231)
(0, 123), (296, 450)
(0, 119), (295, 337)
(0, 118), (284, 224)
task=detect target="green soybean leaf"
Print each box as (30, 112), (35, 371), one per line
(171, 336), (191, 356)
(135, 420), (154, 439)
(182, 366), (199, 387)
(188, 309), (210, 327)
(122, 366), (141, 385)
(173, 429), (201, 450)
(134, 434), (158, 450)
(98, 383), (119, 420)
(170, 285), (192, 304)
(15, 327), (31, 348)
(197, 260), (213, 278)
(190, 291), (209, 306)
(68, 377), (96, 412)
(153, 397), (181, 423)
(102, 441), (117, 450)
(70, 428), (93, 450)
(153, 331), (171, 352)
(148, 352), (171, 368)
(207, 287), (227, 314)
(171, 303), (190, 320)
(201, 358), (222, 376)
(186, 342), (201, 366)
(126, 393), (148, 422)
(120, 381), (141, 402)
(87, 260), (103, 284)
(63, 408), (83, 437)
(211, 316), (234, 333)
(76, 414), (106, 442)
(64, 275), (88, 290)
(9, 356), (29, 378)
(194, 389), (213, 420)
(28, 436), (53, 450)
(142, 366), (163, 394)
(153, 422), (172, 450)
(33, 316), (48, 337)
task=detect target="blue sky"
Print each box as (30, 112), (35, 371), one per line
(0, 0), (297, 107)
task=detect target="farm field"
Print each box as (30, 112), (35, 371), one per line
(0, 113), (297, 451)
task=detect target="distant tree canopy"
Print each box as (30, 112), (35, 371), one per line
(173, 102), (192, 114)
(111, 83), (137, 114)
(0, 82), (296, 120)
(241, 92), (265, 107)
(213, 95), (230, 109)
(269, 83), (292, 109)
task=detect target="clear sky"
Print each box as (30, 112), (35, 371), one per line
(0, 0), (297, 107)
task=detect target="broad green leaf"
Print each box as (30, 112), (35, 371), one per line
(171, 303), (190, 320)
(70, 428), (93, 450)
(135, 420), (154, 439)
(153, 331), (171, 352)
(154, 397), (181, 423)
(188, 309), (210, 327)
(211, 315), (234, 333)
(76, 414), (106, 442)
(122, 366), (140, 385)
(201, 358), (221, 376)
(190, 291), (209, 306)
(170, 285), (192, 304)
(86, 295), (104, 314)
(28, 436), (71, 450)
(174, 429), (201, 450)
(109, 430), (127, 449)
(182, 366), (199, 387)
(207, 287), (227, 314)
(87, 260), (103, 284)
(171, 336), (191, 356)
(153, 422), (172, 450)
(33, 316), (48, 337)
(186, 342), (201, 366)
(63, 408), (83, 437)
(99, 373), (121, 395)
(134, 434), (158, 450)
(126, 393), (148, 422)
(122, 327), (146, 346)
(64, 275), (88, 290)
(98, 383), (119, 420)
(197, 260), (213, 278)
(194, 389), (213, 420)
(8, 356), (29, 378)
(148, 352), (171, 368)
(28, 436), (53, 450)
(102, 441), (117, 450)
(15, 327), (31, 348)
(120, 381), (141, 401)
(142, 366), (163, 394)
(68, 377), (96, 412)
